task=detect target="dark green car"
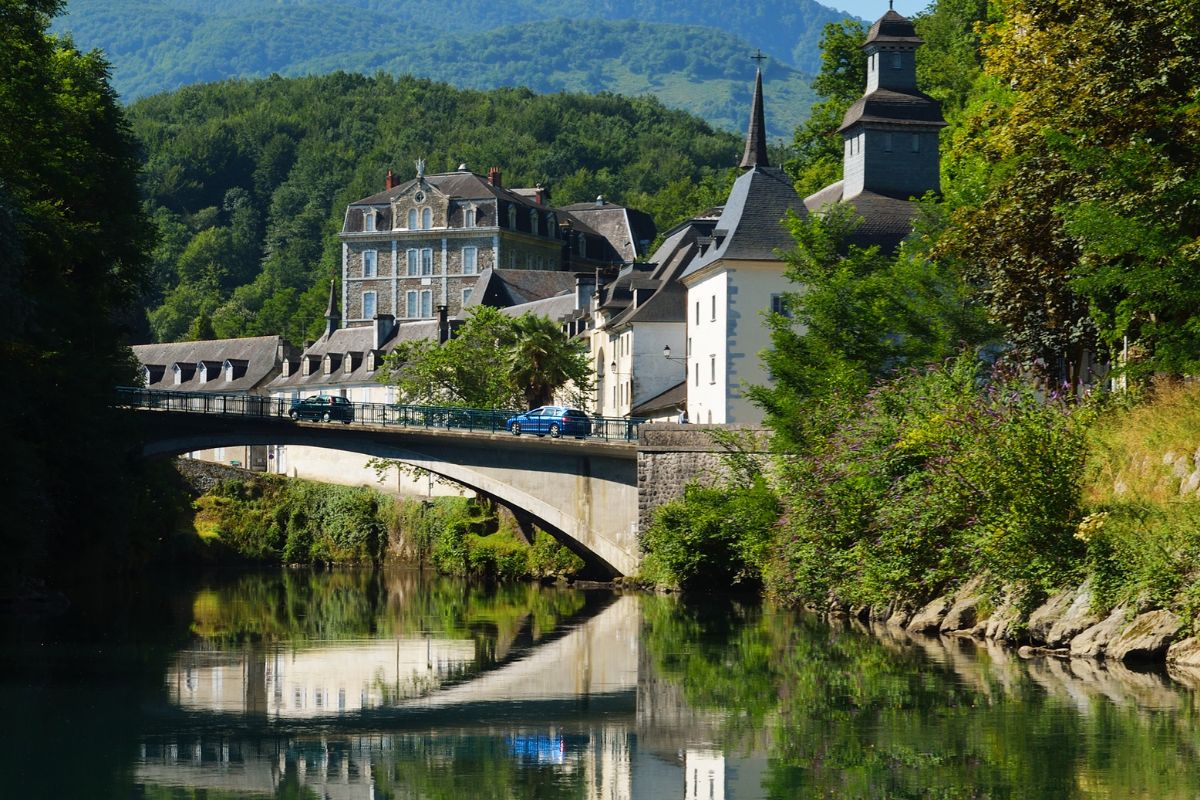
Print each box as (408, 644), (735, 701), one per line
(289, 395), (354, 423)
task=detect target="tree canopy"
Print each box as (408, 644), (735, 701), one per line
(381, 307), (592, 410)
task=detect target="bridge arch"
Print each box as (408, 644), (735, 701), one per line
(133, 412), (640, 577)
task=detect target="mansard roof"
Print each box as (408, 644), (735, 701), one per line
(349, 170), (547, 209)
(865, 9), (923, 46)
(133, 335), (294, 393)
(681, 166), (802, 279)
(268, 320), (445, 390)
(839, 88), (947, 132)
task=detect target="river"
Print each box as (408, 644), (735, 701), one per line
(3, 568), (1200, 799)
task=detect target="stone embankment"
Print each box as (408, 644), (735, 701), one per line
(845, 576), (1198, 668)
(174, 457), (257, 495)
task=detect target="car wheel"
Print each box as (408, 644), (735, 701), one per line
(289, 410), (300, 421)
(322, 411), (331, 423)
(548, 423), (561, 438)
(510, 422), (521, 436)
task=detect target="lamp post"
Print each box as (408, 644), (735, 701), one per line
(663, 345), (689, 423)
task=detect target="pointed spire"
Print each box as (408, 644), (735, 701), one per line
(739, 57), (769, 171)
(323, 278), (340, 339)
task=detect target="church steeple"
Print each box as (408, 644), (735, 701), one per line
(323, 278), (340, 339)
(739, 54), (770, 171)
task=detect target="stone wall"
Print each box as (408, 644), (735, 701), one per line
(636, 424), (769, 532)
(173, 457), (258, 496)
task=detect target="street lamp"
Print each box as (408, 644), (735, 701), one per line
(662, 344), (686, 361)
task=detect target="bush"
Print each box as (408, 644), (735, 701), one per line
(640, 475), (780, 591)
(768, 357), (1088, 608)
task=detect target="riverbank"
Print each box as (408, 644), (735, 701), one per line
(172, 460), (584, 580)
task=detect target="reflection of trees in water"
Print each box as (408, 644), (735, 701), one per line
(639, 594), (1200, 799)
(185, 569), (588, 660)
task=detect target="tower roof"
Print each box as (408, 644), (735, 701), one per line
(739, 67), (770, 170)
(864, 9), (923, 46)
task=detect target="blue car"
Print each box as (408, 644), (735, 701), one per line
(506, 406), (592, 439)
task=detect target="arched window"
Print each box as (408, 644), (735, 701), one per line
(407, 208), (417, 230)
(464, 206), (476, 227)
(422, 207), (432, 230)
(529, 208), (538, 234)
(507, 204), (516, 229)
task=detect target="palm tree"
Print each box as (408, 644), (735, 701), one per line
(506, 313), (593, 409)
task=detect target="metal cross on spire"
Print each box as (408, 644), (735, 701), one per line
(751, 49), (767, 67)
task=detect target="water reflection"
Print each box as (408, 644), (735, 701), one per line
(8, 570), (1200, 798)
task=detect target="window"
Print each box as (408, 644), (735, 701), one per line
(912, 134), (921, 153)
(461, 287), (473, 304)
(363, 249), (377, 277)
(883, 133), (893, 152)
(892, 52), (902, 69)
(693, 362), (699, 386)
(407, 209), (417, 230)
(406, 248), (418, 276)
(362, 291), (377, 319)
(462, 246), (478, 274)
(420, 290), (432, 318)
(770, 293), (791, 317)
(510, 252), (517, 269)
(364, 209), (376, 232)
(405, 290), (418, 318)
(709, 354), (716, 384)
(464, 206), (476, 227)
(507, 205), (516, 229)
(687, 337), (692, 356)
(694, 301), (700, 325)
(421, 207), (432, 230)
(529, 209), (538, 234)
(710, 295), (717, 322)
(421, 248), (433, 276)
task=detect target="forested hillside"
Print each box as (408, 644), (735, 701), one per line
(128, 74), (741, 345)
(54, 0), (842, 137)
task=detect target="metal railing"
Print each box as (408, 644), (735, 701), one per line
(114, 387), (646, 442)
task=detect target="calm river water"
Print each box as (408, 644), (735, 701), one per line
(4, 568), (1200, 799)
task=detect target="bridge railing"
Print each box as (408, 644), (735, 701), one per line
(115, 387), (646, 442)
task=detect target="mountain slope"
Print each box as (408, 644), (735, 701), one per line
(56, 0), (844, 136)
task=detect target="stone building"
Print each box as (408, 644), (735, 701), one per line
(338, 164), (654, 326)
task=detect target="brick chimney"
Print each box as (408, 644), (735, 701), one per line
(487, 167), (502, 188)
(385, 168), (395, 190)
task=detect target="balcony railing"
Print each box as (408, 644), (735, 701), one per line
(114, 387), (645, 442)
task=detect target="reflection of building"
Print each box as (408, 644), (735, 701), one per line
(685, 749), (725, 800)
(168, 638), (477, 717)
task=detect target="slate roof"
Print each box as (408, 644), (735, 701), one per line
(681, 166), (803, 280)
(498, 292), (577, 322)
(740, 67), (770, 170)
(349, 170), (544, 208)
(467, 268), (583, 308)
(268, 320), (444, 392)
(133, 335), (294, 394)
(840, 88), (947, 132)
(632, 381), (687, 417)
(556, 202), (657, 261)
(803, 184), (921, 254)
(865, 9), (924, 46)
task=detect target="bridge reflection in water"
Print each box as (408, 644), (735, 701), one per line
(141, 594), (667, 800)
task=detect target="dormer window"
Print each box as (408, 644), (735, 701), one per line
(364, 209), (376, 232)
(367, 351), (377, 372)
(303, 355), (319, 376)
(464, 206), (476, 227)
(422, 208), (432, 230)
(507, 204), (516, 229)
(407, 208), (418, 230)
(197, 361), (221, 384)
(892, 52), (902, 69)
(323, 353), (342, 375)
(223, 359), (248, 381)
(529, 208), (538, 234)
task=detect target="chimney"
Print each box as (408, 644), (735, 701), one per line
(595, 194), (604, 207)
(373, 313), (395, 350)
(487, 167), (502, 187)
(385, 168), (395, 190)
(574, 275), (595, 312)
(534, 183), (547, 205)
(437, 305), (449, 344)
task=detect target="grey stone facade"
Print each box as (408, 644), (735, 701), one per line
(635, 425), (770, 532)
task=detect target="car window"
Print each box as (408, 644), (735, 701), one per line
(565, 410), (586, 418)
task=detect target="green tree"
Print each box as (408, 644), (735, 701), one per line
(381, 306), (590, 409)
(1, 0), (154, 589)
(506, 313), (593, 408)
